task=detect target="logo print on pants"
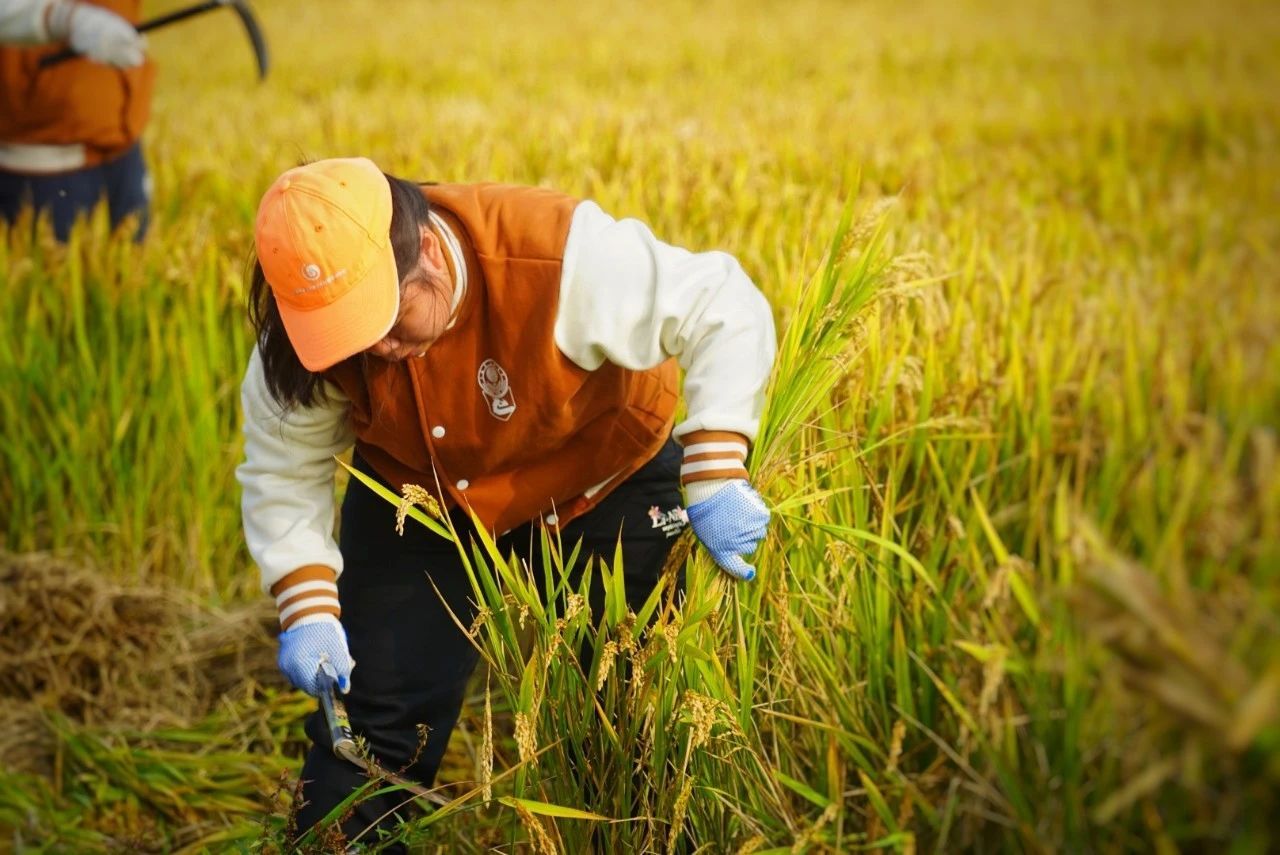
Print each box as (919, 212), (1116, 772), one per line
(648, 505), (689, 538)
(477, 359), (516, 421)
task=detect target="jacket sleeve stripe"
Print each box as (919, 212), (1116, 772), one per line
(681, 458), (750, 476)
(279, 595), (342, 626)
(682, 441), (748, 458)
(279, 604), (341, 631)
(274, 579), (338, 607)
(268, 563), (341, 629)
(681, 465), (750, 485)
(268, 564), (338, 597)
(679, 429), (752, 485)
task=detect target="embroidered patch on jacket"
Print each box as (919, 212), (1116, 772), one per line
(477, 359), (516, 421)
(648, 504), (689, 538)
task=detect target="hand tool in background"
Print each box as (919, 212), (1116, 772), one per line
(316, 664), (448, 808)
(40, 0), (269, 79)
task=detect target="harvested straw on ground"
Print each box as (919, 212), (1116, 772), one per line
(0, 551), (279, 752)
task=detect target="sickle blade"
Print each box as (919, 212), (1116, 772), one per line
(228, 0), (270, 80)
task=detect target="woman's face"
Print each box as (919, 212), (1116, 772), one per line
(366, 228), (453, 362)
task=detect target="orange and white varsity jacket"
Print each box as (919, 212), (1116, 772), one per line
(0, 0), (155, 172)
(238, 184), (776, 629)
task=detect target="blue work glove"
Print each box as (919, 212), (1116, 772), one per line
(685, 479), (770, 581)
(277, 614), (353, 697)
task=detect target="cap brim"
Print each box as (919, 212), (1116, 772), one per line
(277, 243), (400, 372)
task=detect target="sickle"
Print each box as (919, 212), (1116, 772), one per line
(40, 0), (270, 80)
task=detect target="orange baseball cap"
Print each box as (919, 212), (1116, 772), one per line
(254, 158), (400, 372)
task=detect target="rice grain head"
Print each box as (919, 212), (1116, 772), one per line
(396, 484), (441, 536)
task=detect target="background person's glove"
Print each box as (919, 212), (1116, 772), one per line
(46, 0), (146, 68)
(686, 479), (770, 581)
(277, 614), (354, 697)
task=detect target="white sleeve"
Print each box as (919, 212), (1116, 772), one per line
(555, 201), (776, 441)
(0, 0), (54, 42)
(236, 346), (356, 593)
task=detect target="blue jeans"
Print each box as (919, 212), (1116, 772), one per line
(0, 142), (150, 241)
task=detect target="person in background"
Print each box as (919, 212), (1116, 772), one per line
(238, 157), (776, 848)
(0, 0), (153, 240)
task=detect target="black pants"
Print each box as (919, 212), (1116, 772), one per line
(294, 438), (687, 849)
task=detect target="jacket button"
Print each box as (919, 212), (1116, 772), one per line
(456, 479), (470, 490)
(431, 426), (446, 438)
(544, 514), (559, 526)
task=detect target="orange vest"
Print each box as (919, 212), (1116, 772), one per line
(0, 0), (155, 166)
(326, 183), (680, 535)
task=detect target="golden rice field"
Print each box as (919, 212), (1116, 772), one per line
(1, 0), (1278, 851)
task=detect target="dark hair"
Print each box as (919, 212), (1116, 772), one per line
(247, 173), (432, 409)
